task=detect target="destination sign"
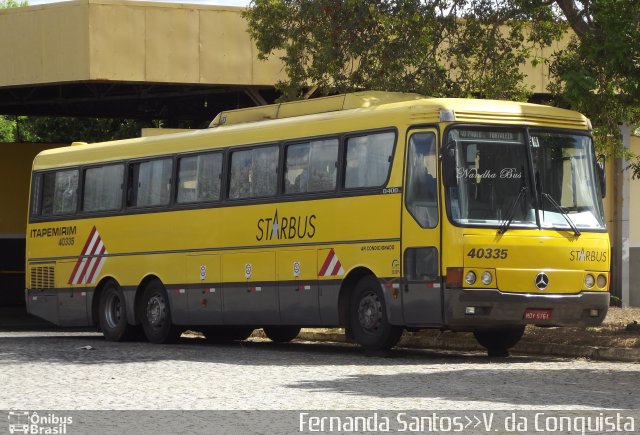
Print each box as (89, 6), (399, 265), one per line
(456, 130), (521, 142)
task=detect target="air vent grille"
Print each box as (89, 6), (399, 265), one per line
(30, 266), (55, 290)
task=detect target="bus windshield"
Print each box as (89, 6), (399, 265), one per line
(446, 127), (605, 231)
(531, 131), (605, 230)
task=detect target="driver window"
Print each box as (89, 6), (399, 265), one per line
(406, 133), (438, 228)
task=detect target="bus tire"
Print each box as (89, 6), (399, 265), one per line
(350, 275), (403, 351)
(263, 326), (301, 343)
(98, 281), (131, 341)
(140, 280), (181, 344)
(473, 326), (525, 357)
(202, 326), (254, 342)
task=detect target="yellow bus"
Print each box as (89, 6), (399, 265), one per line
(26, 92), (610, 355)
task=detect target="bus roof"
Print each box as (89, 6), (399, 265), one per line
(209, 91), (590, 129)
(208, 91), (426, 127)
(33, 91), (591, 170)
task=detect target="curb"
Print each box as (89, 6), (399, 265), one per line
(296, 330), (640, 363)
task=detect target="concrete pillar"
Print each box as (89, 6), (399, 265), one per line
(616, 123), (631, 307)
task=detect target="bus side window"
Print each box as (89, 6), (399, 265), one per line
(83, 164), (124, 212)
(285, 138), (338, 194)
(344, 131), (395, 189)
(177, 152), (222, 203)
(229, 146), (279, 199)
(40, 169), (79, 216)
(127, 159), (172, 208)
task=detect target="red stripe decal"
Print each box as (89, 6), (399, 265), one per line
(68, 226), (97, 284)
(78, 238), (101, 285)
(330, 260), (342, 276)
(318, 249), (335, 276)
(85, 244), (106, 284)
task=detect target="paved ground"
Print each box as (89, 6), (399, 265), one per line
(1, 330), (639, 411)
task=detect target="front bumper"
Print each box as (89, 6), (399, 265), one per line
(445, 288), (609, 330)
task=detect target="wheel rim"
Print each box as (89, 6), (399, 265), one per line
(146, 293), (166, 328)
(104, 291), (122, 329)
(357, 291), (382, 334)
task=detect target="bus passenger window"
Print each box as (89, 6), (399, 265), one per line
(41, 169), (79, 216)
(83, 164), (124, 212)
(229, 146), (278, 199)
(345, 132), (395, 189)
(405, 133), (438, 228)
(127, 159), (172, 208)
(285, 139), (338, 194)
(177, 153), (222, 203)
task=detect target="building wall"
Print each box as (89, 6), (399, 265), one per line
(628, 136), (640, 306)
(0, 0), (555, 92)
(0, 2), (90, 85)
(0, 0), (286, 87)
(0, 143), (64, 305)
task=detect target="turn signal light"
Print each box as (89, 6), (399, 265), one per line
(446, 268), (463, 288)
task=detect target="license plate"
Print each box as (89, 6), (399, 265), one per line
(524, 309), (552, 321)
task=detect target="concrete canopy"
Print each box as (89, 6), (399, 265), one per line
(0, 0), (567, 124)
(0, 0), (284, 123)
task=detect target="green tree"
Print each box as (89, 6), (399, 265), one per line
(246, 0), (640, 168)
(549, 0), (640, 170)
(0, 0), (28, 7)
(0, 116), (15, 142)
(15, 117), (153, 143)
(1, 115), (154, 144)
(244, 0), (565, 101)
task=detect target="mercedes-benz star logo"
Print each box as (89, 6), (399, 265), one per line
(535, 272), (549, 290)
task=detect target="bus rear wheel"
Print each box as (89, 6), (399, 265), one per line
(202, 326), (254, 342)
(98, 281), (132, 341)
(473, 326), (525, 357)
(140, 280), (181, 344)
(263, 326), (301, 343)
(350, 275), (403, 351)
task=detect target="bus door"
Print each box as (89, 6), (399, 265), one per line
(401, 129), (442, 326)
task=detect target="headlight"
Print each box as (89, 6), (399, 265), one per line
(465, 271), (476, 285)
(584, 274), (595, 288)
(597, 274), (607, 288)
(481, 271), (493, 285)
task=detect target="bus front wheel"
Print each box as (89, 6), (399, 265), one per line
(349, 276), (403, 351)
(98, 281), (131, 341)
(473, 326), (525, 357)
(140, 280), (181, 344)
(263, 326), (301, 343)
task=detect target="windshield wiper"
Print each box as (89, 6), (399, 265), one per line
(541, 193), (581, 237)
(498, 186), (528, 235)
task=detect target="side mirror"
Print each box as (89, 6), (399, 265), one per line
(441, 140), (458, 188)
(596, 155), (606, 198)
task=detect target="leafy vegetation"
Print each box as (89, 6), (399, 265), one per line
(245, 0), (640, 167)
(550, 0), (640, 172)
(245, 0), (565, 101)
(0, 116), (154, 144)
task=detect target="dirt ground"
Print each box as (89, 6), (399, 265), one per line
(522, 307), (640, 348)
(229, 307), (640, 350)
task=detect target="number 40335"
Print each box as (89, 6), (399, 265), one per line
(467, 248), (508, 259)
